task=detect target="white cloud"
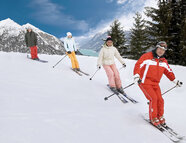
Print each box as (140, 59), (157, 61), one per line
(75, 0), (158, 44)
(30, 0), (89, 31)
(106, 0), (114, 3)
(117, 0), (128, 4)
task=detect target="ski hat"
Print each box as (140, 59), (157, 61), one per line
(106, 36), (113, 42)
(156, 41), (167, 50)
(67, 32), (72, 36)
(26, 26), (32, 30)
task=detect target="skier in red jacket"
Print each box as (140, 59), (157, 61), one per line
(134, 41), (182, 126)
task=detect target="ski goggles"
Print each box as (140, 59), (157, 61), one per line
(156, 45), (167, 50)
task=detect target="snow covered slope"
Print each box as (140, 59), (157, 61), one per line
(0, 52), (186, 143)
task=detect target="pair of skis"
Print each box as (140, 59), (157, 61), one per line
(27, 55), (48, 63)
(142, 114), (185, 142)
(71, 68), (90, 76)
(106, 85), (138, 104)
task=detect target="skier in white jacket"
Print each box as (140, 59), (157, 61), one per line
(64, 32), (80, 71)
(97, 36), (126, 95)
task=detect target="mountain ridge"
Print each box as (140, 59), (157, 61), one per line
(0, 18), (65, 55)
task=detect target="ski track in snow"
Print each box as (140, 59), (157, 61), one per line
(0, 52), (186, 143)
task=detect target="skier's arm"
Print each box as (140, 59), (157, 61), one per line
(34, 33), (37, 46)
(97, 48), (104, 66)
(163, 60), (175, 81)
(73, 39), (77, 51)
(25, 34), (28, 47)
(114, 48), (125, 65)
(134, 54), (147, 75)
(63, 39), (68, 51)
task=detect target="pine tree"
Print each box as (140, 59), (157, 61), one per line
(108, 20), (127, 56)
(180, 0), (186, 65)
(145, 0), (186, 66)
(130, 12), (148, 59)
(145, 0), (172, 46)
(167, 0), (186, 65)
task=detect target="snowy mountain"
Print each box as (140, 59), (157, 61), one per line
(79, 31), (131, 52)
(80, 31), (108, 52)
(0, 51), (186, 143)
(0, 18), (65, 55)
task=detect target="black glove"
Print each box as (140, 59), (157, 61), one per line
(97, 65), (101, 69)
(134, 74), (142, 84)
(67, 51), (71, 54)
(123, 63), (126, 68)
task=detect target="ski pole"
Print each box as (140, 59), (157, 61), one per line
(119, 66), (124, 71)
(162, 82), (183, 95)
(119, 64), (126, 71)
(144, 82), (183, 105)
(89, 68), (100, 80)
(53, 54), (67, 68)
(104, 82), (135, 101)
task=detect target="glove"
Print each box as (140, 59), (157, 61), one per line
(75, 51), (78, 54)
(97, 65), (101, 69)
(123, 63), (126, 68)
(134, 74), (141, 84)
(173, 79), (183, 87)
(67, 51), (71, 54)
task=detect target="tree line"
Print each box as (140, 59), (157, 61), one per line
(108, 0), (186, 66)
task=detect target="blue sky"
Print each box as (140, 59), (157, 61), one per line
(0, 0), (156, 38)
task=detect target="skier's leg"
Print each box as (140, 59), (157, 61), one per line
(33, 46), (38, 59)
(30, 46), (34, 59)
(140, 84), (158, 121)
(103, 65), (116, 88)
(67, 52), (76, 69)
(110, 64), (122, 89)
(155, 85), (165, 123)
(72, 52), (80, 69)
(34, 46), (38, 59)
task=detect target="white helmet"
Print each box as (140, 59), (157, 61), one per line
(67, 32), (72, 36)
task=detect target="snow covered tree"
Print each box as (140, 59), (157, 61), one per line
(130, 12), (148, 59)
(108, 20), (127, 56)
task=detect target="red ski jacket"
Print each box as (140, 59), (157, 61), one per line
(134, 51), (175, 85)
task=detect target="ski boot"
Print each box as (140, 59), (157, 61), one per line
(117, 87), (124, 94)
(33, 58), (40, 60)
(159, 116), (166, 126)
(76, 68), (80, 71)
(110, 87), (119, 95)
(151, 117), (161, 127)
